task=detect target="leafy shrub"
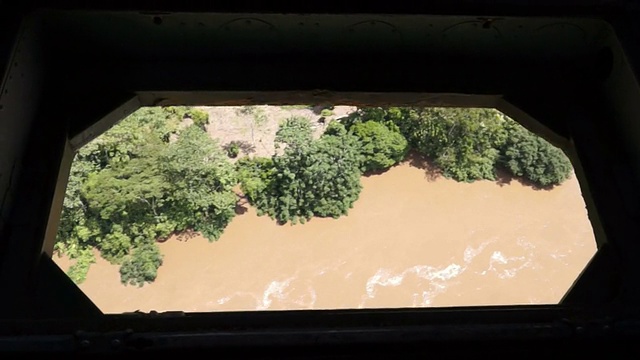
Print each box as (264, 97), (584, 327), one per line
(226, 141), (240, 158)
(323, 120), (348, 136)
(320, 109), (333, 117)
(275, 116), (313, 149)
(163, 106), (209, 130)
(188, 108), (209, 130)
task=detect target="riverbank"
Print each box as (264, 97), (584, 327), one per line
(54, 154), (597, 313)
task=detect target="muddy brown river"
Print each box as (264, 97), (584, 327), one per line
(55, 156), (597, 313)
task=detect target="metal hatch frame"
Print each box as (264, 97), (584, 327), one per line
(1, 1), (640, 357)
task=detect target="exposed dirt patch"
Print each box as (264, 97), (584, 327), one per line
(202, 105), (356, 159)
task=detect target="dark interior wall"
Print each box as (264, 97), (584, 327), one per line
(0, 13), (47, 299)
(0, 6), (630, 311)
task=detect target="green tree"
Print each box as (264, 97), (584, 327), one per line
(161, 125), (238, 241)
(274, 116), (313, 149)
(350, 121), (409, 172)
(119, 242), (164, 287)
(247, 131), (363, 224)
(82, 142), (169, 262)
(500, 122), (573, 187)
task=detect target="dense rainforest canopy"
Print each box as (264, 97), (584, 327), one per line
(56, 107), (236, 285)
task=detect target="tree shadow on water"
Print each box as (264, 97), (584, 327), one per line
(363, 166), (394, 177)
(495, 168), (514, 187)
(405, 151), (441, 181)
(235, 196), (250, 215)
(494, 167), (557, 191)
(157, 229), (198, 243)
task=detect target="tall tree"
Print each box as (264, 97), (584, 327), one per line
(82, 138), (169, 262)
(160, 125), (238, 240)
(500, 122), (573, 187)
(350, 120), (409, 173)
(244, 129), (363, 224)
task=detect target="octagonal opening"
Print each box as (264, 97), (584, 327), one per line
(51, 105), (596, 313)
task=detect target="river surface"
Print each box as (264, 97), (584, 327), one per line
(54, 155), (597, 313)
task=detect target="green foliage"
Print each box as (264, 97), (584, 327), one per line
(82, 137), (169, 262)
(57, 103), (575, 288)
(350, 107), (571, 186)
(350, 121), (409, 172)
(274, 116), (313, 149)
(320, 109), (333, 117)
(55, 156), (99, 258)
(119, 242), (163, 287)
(223, 140), (255, 157)
(160, 125), (238, 241)
(500, 122), (573, 187)
(78, 109), (176, 168)
(340, 107), (391, 130)
(66, 248), (96, 284)
(226, 141), (240, 158)
(164, 106), (210, 130)
(418, 108), (508, 182)
(352, 107), (508, 182)
(244, 131), (363, 224)
(323, 120), (348, 137)
(189, 108), (210, 130)
(56, 108), (238, 285)
(236, 157), (275, 204)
